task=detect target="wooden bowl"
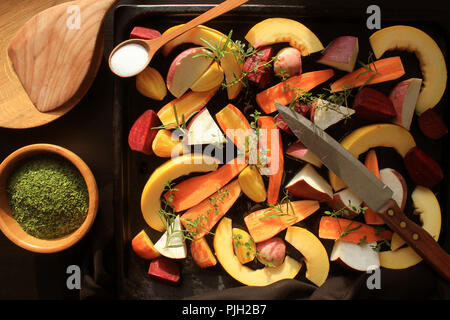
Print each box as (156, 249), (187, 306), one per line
(0, 144), (99, 253)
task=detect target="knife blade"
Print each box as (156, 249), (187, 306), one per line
(276, 102), (450, 281)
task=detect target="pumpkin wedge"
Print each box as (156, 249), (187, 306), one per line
(141, 155), (219, 232)
(214, 217), (301, 286)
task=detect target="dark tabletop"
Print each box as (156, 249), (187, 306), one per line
(0, 0), (449, 300)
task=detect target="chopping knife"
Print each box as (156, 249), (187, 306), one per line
(276, 102), (450, 281)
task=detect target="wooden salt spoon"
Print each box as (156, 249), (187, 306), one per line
(109, 0), (249, 78)
(8, 0), (120, 113)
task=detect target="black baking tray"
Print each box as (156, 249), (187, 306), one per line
(112, 3), (450, 299)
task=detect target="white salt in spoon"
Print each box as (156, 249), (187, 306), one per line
(109, 0), (249, 77)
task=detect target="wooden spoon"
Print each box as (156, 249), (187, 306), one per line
(109, 0), (249, 78)
(8, 0), (119, 113)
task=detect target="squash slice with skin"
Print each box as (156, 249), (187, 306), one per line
(214, 217), (302, 286)
(141, 155), (219, 232)
(245, 18), (324, 56)
(285, 226), (330, 287)
(369, 25), (447, 114)
(379, 186), (441, 269)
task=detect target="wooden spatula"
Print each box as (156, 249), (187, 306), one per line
(8, 0), (119, 113)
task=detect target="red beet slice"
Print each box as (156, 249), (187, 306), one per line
(404, 147), (443, 188)
(148, 257), (180, 285)
(128, 110), (161, 155)
(353, 87), (397, 121)
(243, 46), (273, 89)
(130, 27), (161, 40)
(276, 102), (311, 135)
(418, 108), (448, 140)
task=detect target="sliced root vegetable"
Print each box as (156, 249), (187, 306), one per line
(330, 240), (379, 272)
(404, 146), (443, 188)
(285, 226), (329, 287)
(141, 155), (220, 232)
(330, 56), (405, 92)
(286, 140), (322, 168)
(214, 217), (302, 286)
(180, 180), (241, 240)
(186, 108), (226, 146)
(369, 25), (447, 114)
(136, 67), (167, 100)
(311, 98), (355, 130)
(148, 257), (180, 285)
(286, 164), (333, 202)
(381, 186), (441, 267)
(130, 27), (161, 40)
(317, 36), (359, 72)
(363, 149), (384, 225)
(256, 237), (286, 267)
(352, 87), (397, 122)
(154, 215), (187, 259)
(257, 116), (283, 205)
(166, 47), (214, 98)
(274, 47), (302, 78)
(157, 89), (217, 128)
(190, 61), (224, 92)
(216, 103), (253, 150)
(151, 129), (186, 158)
(131, 230), (161, 260)
(327, 188), (363, 219)
(232, 228), (256, 264)
(190, 237), (217, 268)
(364, 149), (381, 179)
(128, 109), (161, 155)
(161, 25), (243, 100)
(389, 78), (422, 130)
(245, 18), (324, 56)
(318, 216), (393, 244)
(244, 200), (320, 243)
(164, 158), (247, 212)
(243, 46), (273, 89)
(380, 168), (407, 211)
(238, 165), (267, 203)
(418, 108), (448, 140)
(256, 69), (335, 114)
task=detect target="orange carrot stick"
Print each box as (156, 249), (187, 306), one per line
(215, 103), (253, 150)
(164, 158), (247, 212)
(330, 56), (405, 92)
(244, 200), (320, 243)
(256, 69), (335, 114)
(257, 116), (283, 205)
(363, 149), (385, 225)
(319, 216), (392, 244)
(180, 180), (241, 240)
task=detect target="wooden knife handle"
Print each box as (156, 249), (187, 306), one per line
(379, 199), (450, 281)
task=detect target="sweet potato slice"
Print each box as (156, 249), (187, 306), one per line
(164, 158), (247, 212)
(244, 200), (320, 243)
(180, 180), (241, 240)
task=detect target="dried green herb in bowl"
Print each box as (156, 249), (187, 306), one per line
(6, 155), (89, 240)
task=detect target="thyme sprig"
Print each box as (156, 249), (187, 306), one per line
(152, 104), (199, 136)
(259, 190), (296, 221)
(324, 200), (368, 239)
(194, 29), (278, 90)
(356, 51), (381, 91)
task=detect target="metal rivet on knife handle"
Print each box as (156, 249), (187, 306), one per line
(400, 221), (407, 228)
(387, 209), (395, 216)
(412, 233), (420, 240)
